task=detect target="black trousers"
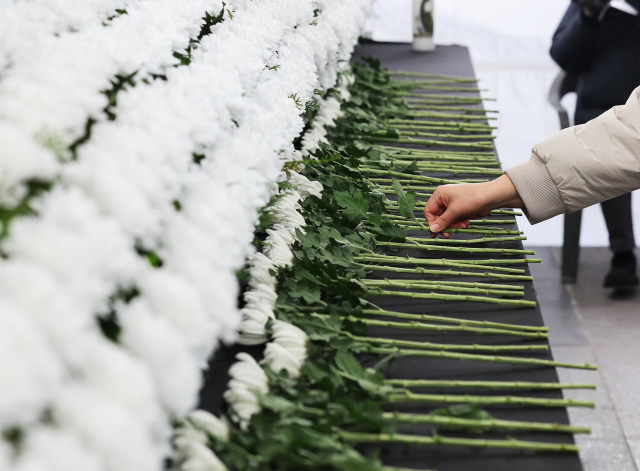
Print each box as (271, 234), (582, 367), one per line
(601, 192), (636, 253)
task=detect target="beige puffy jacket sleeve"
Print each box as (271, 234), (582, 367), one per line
(505, 85), (640, 224)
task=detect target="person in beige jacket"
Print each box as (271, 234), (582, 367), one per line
(423, 85), (640, 285)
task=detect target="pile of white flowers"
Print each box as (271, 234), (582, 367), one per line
(0, 1), (371, 470)
(222, 80), (353, 436)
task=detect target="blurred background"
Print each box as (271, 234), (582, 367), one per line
(364, 0), (640, 248)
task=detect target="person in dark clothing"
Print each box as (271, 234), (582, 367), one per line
(550, 0), (640, 288)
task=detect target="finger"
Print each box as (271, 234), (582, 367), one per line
(429, 208), (460, 235)
(423, 190), (444, 215)
(447, 220), (470, 230)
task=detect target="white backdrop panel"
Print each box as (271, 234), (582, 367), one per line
(365, 0), (640, 248)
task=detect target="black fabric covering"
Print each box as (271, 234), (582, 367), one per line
(351, 43), (584, 471)
(198, 43), (585, 471)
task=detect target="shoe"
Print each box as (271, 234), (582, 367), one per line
(603, 251), (639, 289)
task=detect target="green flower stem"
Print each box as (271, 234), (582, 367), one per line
(348, 333), (548, 353)
(374, 241), (535, 255)
(370, 180), (437, 190)
(365, 282), (524, 298)
(469, 219), (518, 225)
(347, 315), (548, 339)
(391, 130), (495, 140)
(403, 96), (485, 104)
(386, 124), (493, 134)
(393, 111), (495, 121)
(376, 188), (433, 198)
(356, 254), (538, 269)
(338, 430), (579, 453)
(382, 236), (528, 246)
(391, 71), (478, 80)
(376, 143), (496, 155)
(381, 411), (590, 434)
(372, 175), (488, 184)
(401, 235), (527, 245)
(360, 167), (482, 184)
(358, 263), (533, 281)
(395, 223), (521, 236)
(367, 288), (535, 307)
(392, 71), (479, 80)
(367, 136), (495, 149)
(491, 209), (523, 215)
(362, 308), (549, 338)
(384, 159), (500, 170)
(394, 85), (484, 92)
(384, 467), (437, 471)
(381, 155), (500, 166)
(395, 80), (478, 87)
(399, 224), (511, 234)
(363, 278), (524, 292)
(372, 164), (501, 176)
(371, 347), (596, 371)
(381, 221), (521, 235)
(393, 93), (493, 101)
(387, 389), (595, 407)
(381, 119), (498, 134)
(382, 160), (499, 170)
(379, 148), (496, 158)
(361, 308), (548, 333)
(356, 255), (527, 273)
(385, 379), (595, 390)
(403, 106), (491, 115)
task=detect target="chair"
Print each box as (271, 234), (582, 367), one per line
(548, 70), (580, 283)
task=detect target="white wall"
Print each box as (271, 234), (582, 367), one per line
(365, 0), (640, 248)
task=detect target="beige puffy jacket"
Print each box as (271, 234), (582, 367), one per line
(505, 85), (640, 224)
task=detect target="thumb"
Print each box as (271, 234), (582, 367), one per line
(429, 207), (460, 234)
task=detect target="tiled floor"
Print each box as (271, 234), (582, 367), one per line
(529, 247), (640, 471)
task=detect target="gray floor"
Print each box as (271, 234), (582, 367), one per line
(530, 247), (640, 471)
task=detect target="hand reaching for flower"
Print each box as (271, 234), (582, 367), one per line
(423, 174), (525, 238)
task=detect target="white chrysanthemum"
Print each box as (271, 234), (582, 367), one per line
(248, 252), (277, 289)
(272, 320), (308, 360)
(240, 304), (275, 325)
(263, 342), (304, 378)
(263, 231), (294, 267)
(262, 321), (308, 378)
(274, 207), (306, 231)
(268, 191), (302, 215)
(287, 171), (323, 199)
(243, 284), (278, 310)
(174, 436), (227, 471)
(223, 353), (269, 428)
(237, 318), (270, 345)
(237, 289), (277, 345)
(186, 410), (229, 442)
(268, 224), (297, 244)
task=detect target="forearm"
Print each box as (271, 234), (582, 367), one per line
(480, 175), (524, 212)
(506, 86), (640, 224)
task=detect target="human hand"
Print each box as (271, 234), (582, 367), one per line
(580, 0), (607, 17)
(423, 174), (524, 238)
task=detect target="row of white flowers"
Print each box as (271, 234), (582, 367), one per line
(0, 1), (371, 470)
(222, 83), (350, 435)
(174, 85), (349, 469)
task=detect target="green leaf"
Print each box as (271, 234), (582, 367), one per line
(335, 190), (369, 220)
(391, 178), (417, 219)
(393, 160), (419, 174)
